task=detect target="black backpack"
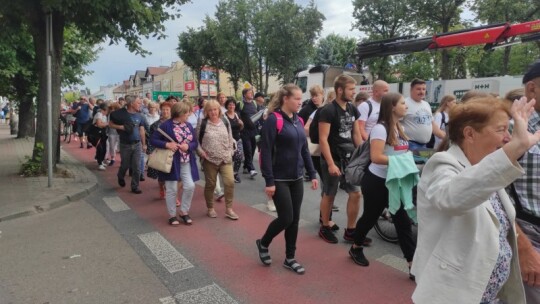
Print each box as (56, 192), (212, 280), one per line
(426, 112), (446, 149)
(309, 102), (358, 144)
(198, 116), (230, 143)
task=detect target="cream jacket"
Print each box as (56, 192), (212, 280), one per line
(411, 145), (526, 304)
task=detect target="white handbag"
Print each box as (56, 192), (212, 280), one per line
(147, 128), (175, 173)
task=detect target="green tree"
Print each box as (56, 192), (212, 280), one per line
(211, 0), (252, 93)
(0, 0), (189, 173)
(177, 27), (213, 98)
(352, 0), (417, 80)
(471, 0), (540, 74)
(410, 0), (467, 79)
(265, 0), (324, 83)
(394, 52), (439, 81)
(314, 34), (358, 67)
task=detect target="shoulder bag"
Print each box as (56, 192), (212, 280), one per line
(147, 128), (176, 173)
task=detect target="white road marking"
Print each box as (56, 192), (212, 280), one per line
(376, 254), (408, 273)
(159, 296), (176, 304)
(138, 232), (193, 273)
(103, 196), (130, 212)
(174, 283), (237, 304)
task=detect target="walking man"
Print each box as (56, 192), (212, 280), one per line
(109, 95), (148, 194)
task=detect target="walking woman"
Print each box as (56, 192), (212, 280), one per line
(224, 97), (244, 183)
(106, 102), (121, 166)
(431, 95), (456, 149)
(93, 103), (109, 171)
(411, 97), (537, 304)
(349, 93), (417, 274)
(150, 102), (199, 226)
(196, 100), (238, 220)
(256, 84), (318, 275)
(147, 101), (173, 199)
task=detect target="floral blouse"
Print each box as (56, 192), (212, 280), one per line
(480, 193), (513, 304)
(173, 122), (192, 163)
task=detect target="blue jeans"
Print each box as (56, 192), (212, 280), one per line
(408, 140), (427, 151)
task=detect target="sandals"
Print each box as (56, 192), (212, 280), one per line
(225, 209), (239, 220)
(207, 209), (217, 218)
(179, 214), (193, 225)
(256, 239), (272, 266)
(283, 259), (305, 275)
(168, 217), (180, 226)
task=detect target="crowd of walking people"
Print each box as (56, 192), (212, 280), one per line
(57, 60), (540, 303)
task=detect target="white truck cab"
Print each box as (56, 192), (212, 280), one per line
(294, 65), (365, 101)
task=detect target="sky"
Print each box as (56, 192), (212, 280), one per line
(81, 0), (362, 93)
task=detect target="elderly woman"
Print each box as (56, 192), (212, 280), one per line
(196, 100), (238, 220)
(150, 102), (199, 226)
(147, 101), (173, 198)
(411, 97), (540, 304)
(145, 102), (160, 126)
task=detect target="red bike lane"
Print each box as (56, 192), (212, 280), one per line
(64, 142), (415, 304)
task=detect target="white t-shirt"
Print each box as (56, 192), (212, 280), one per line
(401, 97), (433, 143)
(357, 99), (380, 135)
(93, 112), (108, 125)
(368, 124), (409, 178)
(433, 111), (448, 149)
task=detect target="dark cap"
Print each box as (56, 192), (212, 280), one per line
(254, 92), (265, 99)
(523, 60), (540, 84)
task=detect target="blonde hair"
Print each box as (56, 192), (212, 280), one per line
(309, 85), (324, 97)
(267, 84), (301, 114)
(148, 101), (159, 109)
(326, 90), (336, 102)
(436, 95), (456, 113)
(203, 100), (222, 117)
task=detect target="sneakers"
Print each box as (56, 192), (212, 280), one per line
(98, 164), (106, 171)
(215, 192), (225, 201)
(349, 246), (369, 266)
(343, 229), (355, 242)
(332, 204), (340, 212)
(108, 160), (115, 166)
(343, 229), (373, 246)
(234, 174), (241, 183)
(118, 177), (126, 187)
(249, 170), (258, 179)
(319, 226), (338, 244)
(267, 200), (276, 212)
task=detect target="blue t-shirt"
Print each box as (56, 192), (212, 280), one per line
(74, 103), (91, 123)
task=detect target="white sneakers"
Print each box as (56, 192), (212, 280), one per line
(98, 164), (106, 171)
(250, 170), (258, 179)
(267, 200), (276, 212)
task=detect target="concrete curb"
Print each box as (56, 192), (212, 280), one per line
(0, 182), (98, 223)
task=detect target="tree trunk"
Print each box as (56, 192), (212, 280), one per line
(31, 10), (65, 171)
(502, 46), (511, 75)
(440, 49), (451, 80)
(264, 61), (270, 95)
(17, 95), (35, 138)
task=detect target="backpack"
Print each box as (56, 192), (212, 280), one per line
(426, 112), (446, 149)
(198, 116), (230, 143)
(363, 101), (373, 120)
(344, 137), (372, 186)
(273, 111), (304, 134)
(309, 101), (357, 144)
(259, 112), (304, 167)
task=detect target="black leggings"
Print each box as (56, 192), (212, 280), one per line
(241, 133), (257, 171)
(355, 169), (416, 262)
(261, 178), (304, 259)
(95, 135), (108, 165)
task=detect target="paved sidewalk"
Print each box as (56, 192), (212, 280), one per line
(0, 124), (97, 222)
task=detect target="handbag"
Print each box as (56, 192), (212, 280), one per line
(147, 128), (176, 173)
